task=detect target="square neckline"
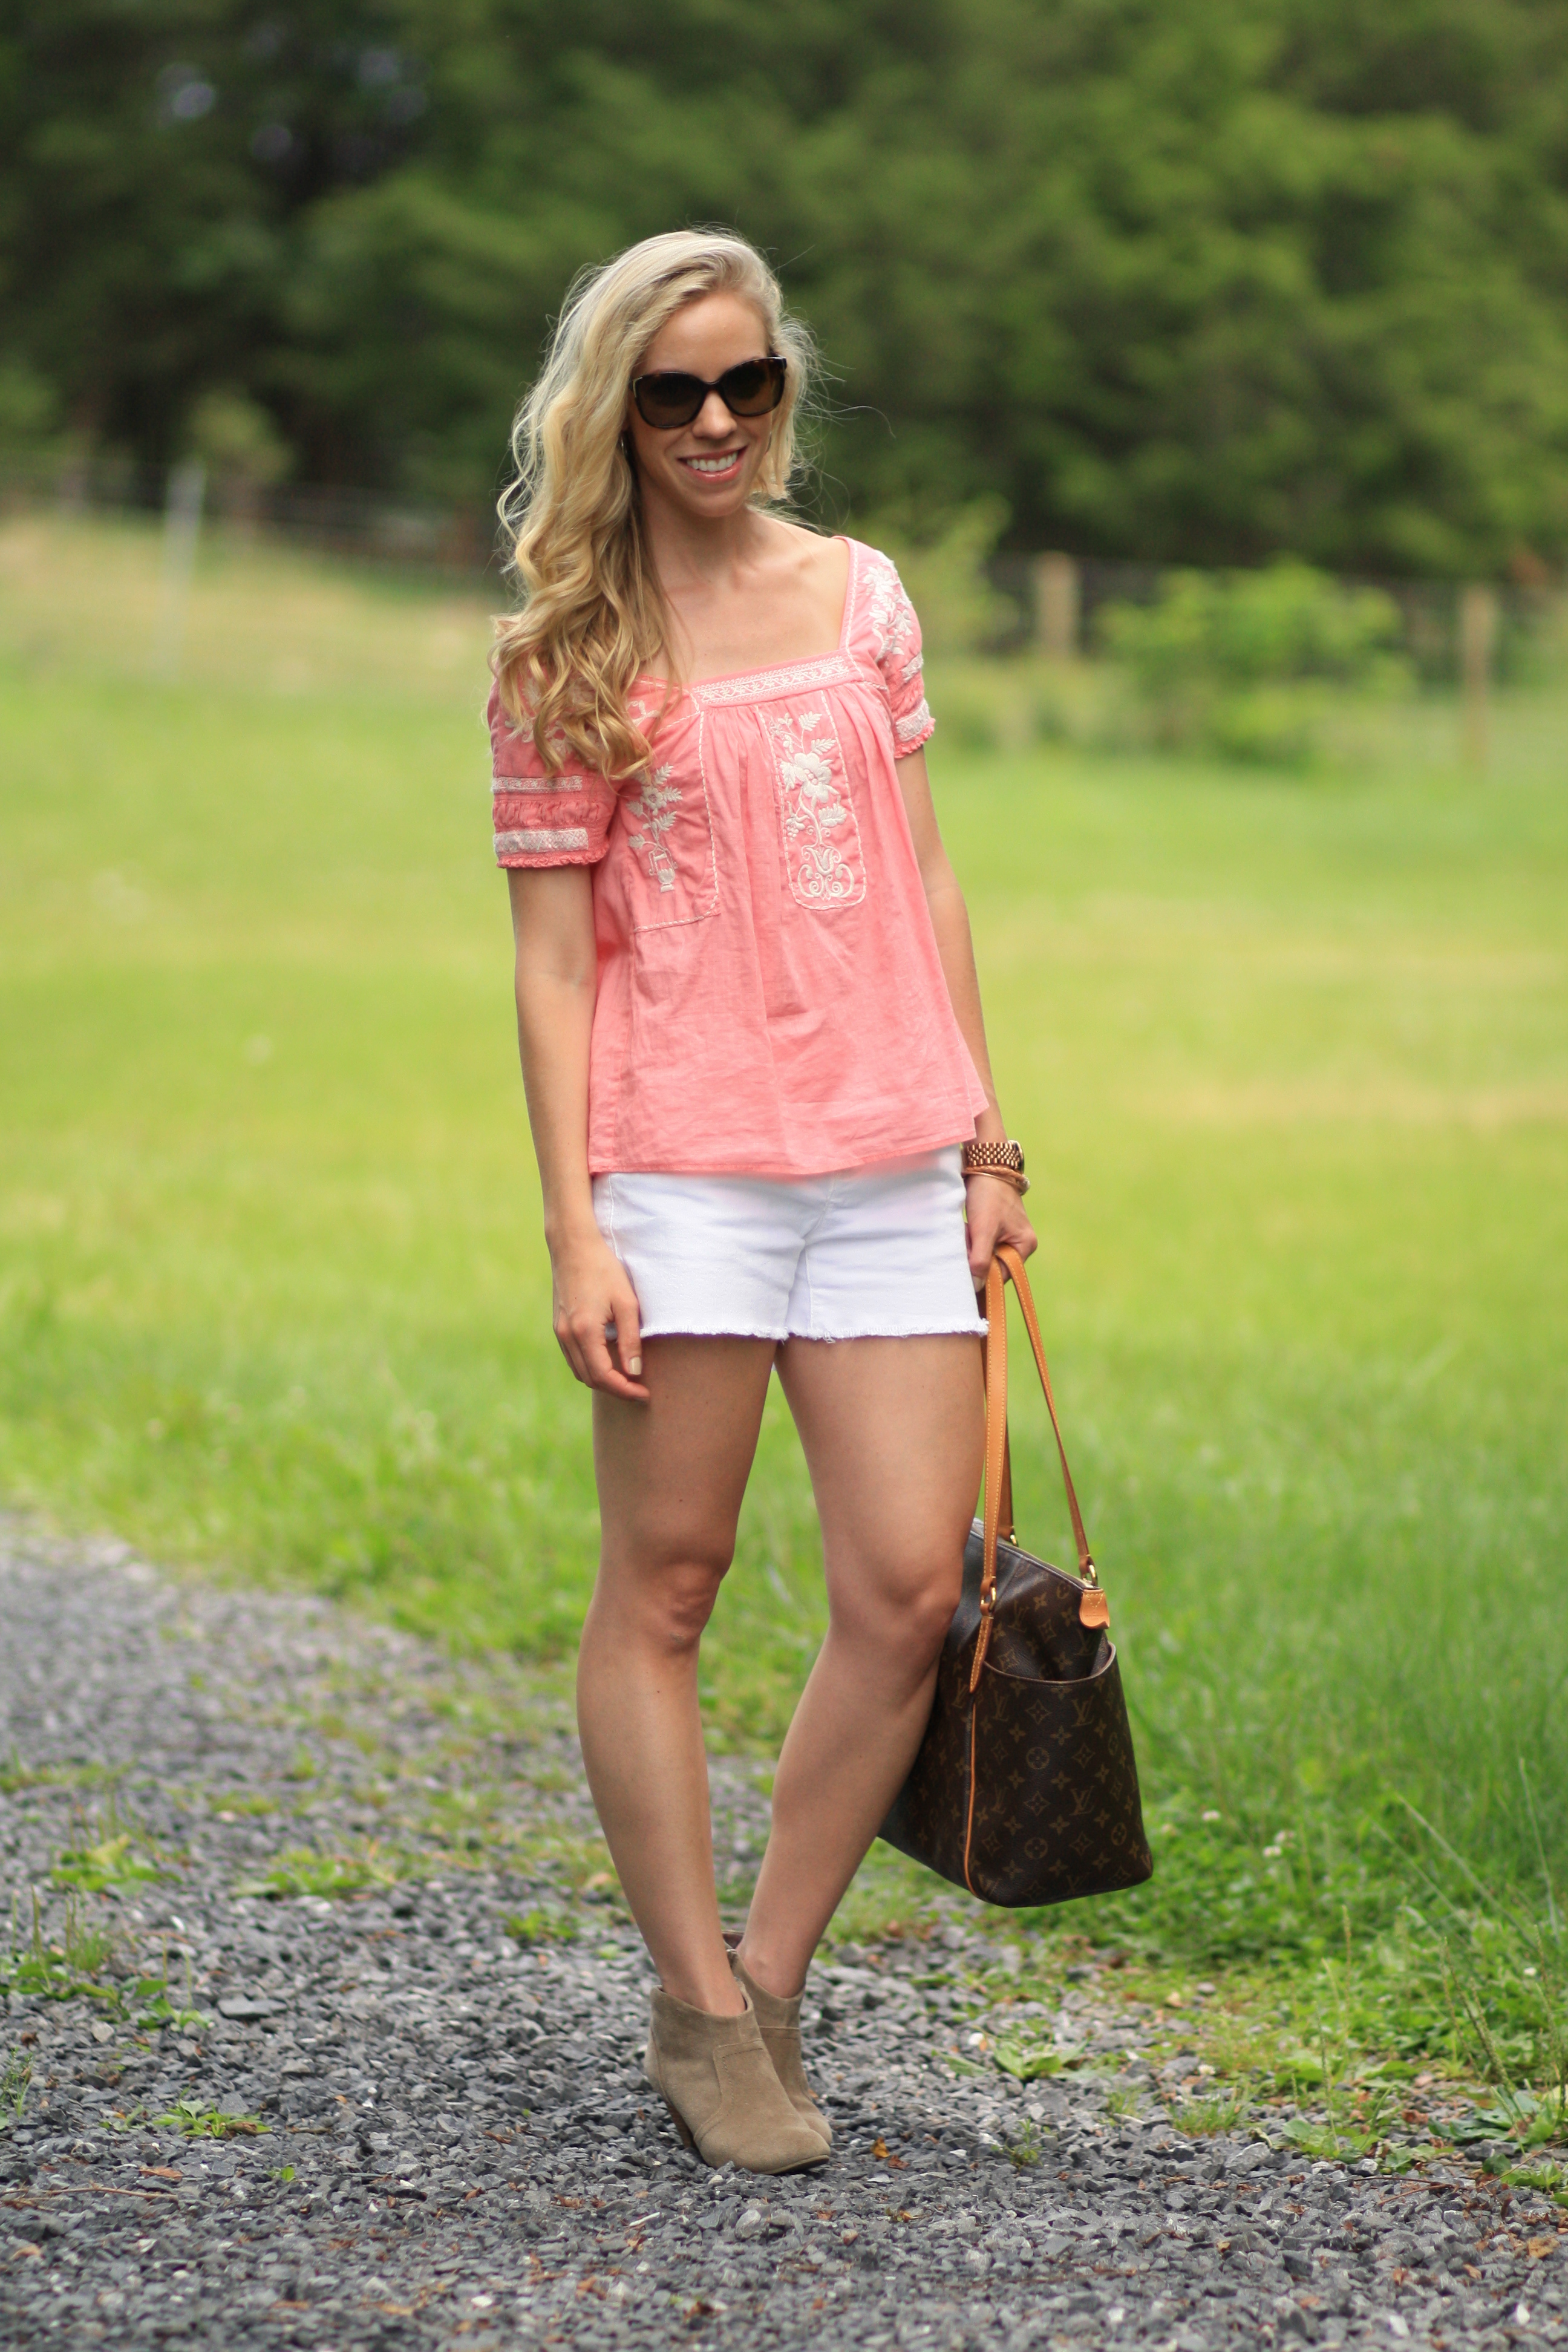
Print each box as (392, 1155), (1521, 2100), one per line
(638, 535), (858, 695)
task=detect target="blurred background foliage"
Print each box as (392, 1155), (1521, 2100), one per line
(4, 0), (1568, 574)
(1098, 561), (1412, 765)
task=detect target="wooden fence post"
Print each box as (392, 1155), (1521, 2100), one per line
(1459, 582), (1498, 774)
(155, 458), (206, 682)
(1034, 552), (1080, 661)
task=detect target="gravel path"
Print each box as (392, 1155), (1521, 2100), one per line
(2, 1524), (1564, 2352)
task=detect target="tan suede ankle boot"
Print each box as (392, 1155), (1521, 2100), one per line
(643, 1987), (828, 2174)
(727, 1946), (832, 2149)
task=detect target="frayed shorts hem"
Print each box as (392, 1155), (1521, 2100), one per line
(635, 1319), (988, 1343)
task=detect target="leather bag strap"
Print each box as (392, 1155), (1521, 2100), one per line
(996, 1243), (1096, 1583)
(971, 1246), (1099, 1693)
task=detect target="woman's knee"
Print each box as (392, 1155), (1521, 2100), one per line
(832, 1550), (962, 1665)
(903, 1570), (964, 1664)
(596, 1535), (733, 1655)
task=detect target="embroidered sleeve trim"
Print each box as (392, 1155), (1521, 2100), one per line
(494, 826), (590, 857)
(895, 701), (935, 744)
(492, 771), (597, 796)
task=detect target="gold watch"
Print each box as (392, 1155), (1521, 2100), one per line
(961, 1138), (1028, 1194)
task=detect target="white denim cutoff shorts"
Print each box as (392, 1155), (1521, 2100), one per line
(591, 1146), (987, 1342)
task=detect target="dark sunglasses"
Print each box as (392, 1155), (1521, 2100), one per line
(629, 355), (787, 430)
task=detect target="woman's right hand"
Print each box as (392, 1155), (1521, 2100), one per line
(549, 1229), (650, 1400)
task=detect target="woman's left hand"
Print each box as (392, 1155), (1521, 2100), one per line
(964, 1173), (1037, 1287)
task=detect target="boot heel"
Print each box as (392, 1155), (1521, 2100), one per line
(662, 2095), (696, 2151)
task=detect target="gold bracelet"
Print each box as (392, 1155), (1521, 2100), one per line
(962, 1164), (1030, 1195)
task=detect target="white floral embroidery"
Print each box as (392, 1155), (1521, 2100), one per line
(764, 707), (866, 909)
(896, 701), (934, 743)
(625, 763), (681, 893)
(863, 555), (918, 678)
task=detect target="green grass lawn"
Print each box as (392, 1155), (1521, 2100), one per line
(3, 520), (1566, 2029)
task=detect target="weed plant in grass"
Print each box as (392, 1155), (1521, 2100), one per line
(142, 2096), (268, 2140)
(50, 1789), (175, 1893)
(2, 1893), (119, 2009)
(232, 1839), (413, 1900)
(1, 1888), (201, 2031)
(2, 518), (1565, 1999)
(1, 2046), (33, 2125)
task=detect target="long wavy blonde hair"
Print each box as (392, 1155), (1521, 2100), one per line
(492, 230), (816, 779)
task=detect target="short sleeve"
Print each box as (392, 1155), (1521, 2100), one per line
(862, 550), (935, 757)
(488, 688), (618, 868)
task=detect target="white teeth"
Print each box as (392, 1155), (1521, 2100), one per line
(685, 452), (742, 472)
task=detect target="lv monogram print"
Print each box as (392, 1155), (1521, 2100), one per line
(880, 1527), (1154, 1908)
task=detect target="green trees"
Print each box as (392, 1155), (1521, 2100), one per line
(0, 1), (437, 471)
(3, 0), (1567, 570)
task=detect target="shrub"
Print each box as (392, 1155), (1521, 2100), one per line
(1100, 560), (1408, 766)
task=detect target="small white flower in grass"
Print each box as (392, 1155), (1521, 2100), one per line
(1263, 1845), (1283, 1860)
(1201, 1809), (1221, 1823)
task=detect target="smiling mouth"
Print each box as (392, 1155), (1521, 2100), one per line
(680, 449), (747, 476)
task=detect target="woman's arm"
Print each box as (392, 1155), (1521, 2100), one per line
(506, 866), (648, 1399)
(894, 747), (1037, 1283)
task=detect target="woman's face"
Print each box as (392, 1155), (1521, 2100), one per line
(625, 291), (777, 521)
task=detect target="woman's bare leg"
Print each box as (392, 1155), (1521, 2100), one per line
(737, 1333), (984, 1997)
(578, 1334), (776, 2014)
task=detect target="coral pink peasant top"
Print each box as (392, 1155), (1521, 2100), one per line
(489, 537), (986, 1177)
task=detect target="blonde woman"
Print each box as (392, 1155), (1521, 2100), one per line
(491, 230), (1034, 2174)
